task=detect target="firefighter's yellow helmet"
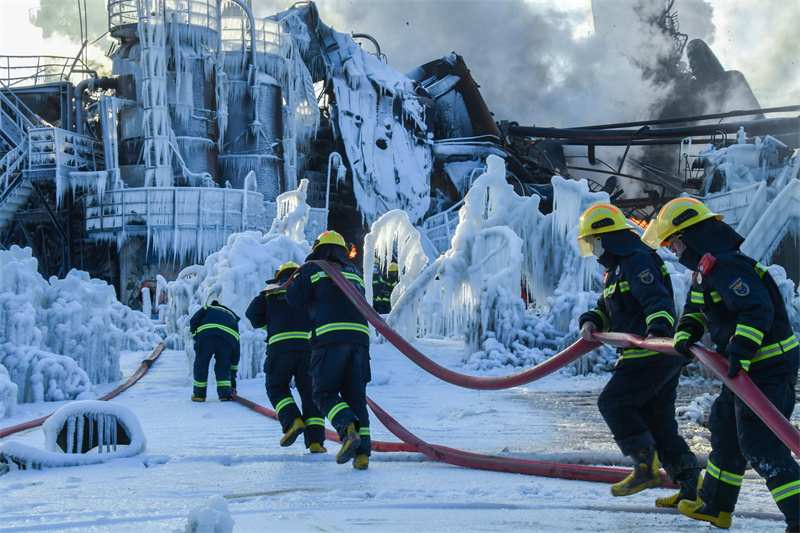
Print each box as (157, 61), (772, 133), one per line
(388, 262), (399, 272)
(576, 203), (634, 257)
(275, 261), (299, 278)
(312, 230), (348, 251)
(641, 197), (722, 249)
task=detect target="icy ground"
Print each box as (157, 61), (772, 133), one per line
(0, 338), (796, 533)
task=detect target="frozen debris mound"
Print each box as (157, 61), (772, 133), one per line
(0, 246), (162, 418)
(179, 495), (235, 533)
(0, 401), (145, 473)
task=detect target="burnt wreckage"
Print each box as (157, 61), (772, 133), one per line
(1, 0), (798, 308)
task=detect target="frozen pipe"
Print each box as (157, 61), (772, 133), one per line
(325, 152), (342, 228)
(221, 0), (256, 70)
(351, 32), (382, 61)
(73, 76), (118, 135)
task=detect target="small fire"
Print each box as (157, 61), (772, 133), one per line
(629, 218), (648, 229)
(349, 244), (357, 259)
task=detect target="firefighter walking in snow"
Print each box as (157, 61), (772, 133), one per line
(642, 197), (799, 533)
(286, 230), (372, 470)
(189, 300), (240, 401)
(577, 203), (702, 502)
(245, 261), (327, 454)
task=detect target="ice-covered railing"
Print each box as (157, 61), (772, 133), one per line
(421, 199), (463, 256)
(84, 187), (266, 262)
(0, 54), (94, 87)
(25, 127), (105, 206)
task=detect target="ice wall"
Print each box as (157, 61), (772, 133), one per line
(0, 246), (162, 418)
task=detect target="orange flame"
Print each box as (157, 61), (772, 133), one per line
(349, 244), (357, 259)
(629, 218), (648, 229)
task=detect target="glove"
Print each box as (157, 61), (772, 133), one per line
(726, 358), (743, 378)
(580, 321), (598, 342)
(673, 332), (697, 360)
(673, 314), (705, 360)
(725, 344), (753, 378)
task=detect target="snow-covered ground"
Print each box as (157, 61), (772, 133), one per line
(0, 337), (793, 533)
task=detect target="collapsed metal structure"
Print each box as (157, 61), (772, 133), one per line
(1, 0), (799, 307)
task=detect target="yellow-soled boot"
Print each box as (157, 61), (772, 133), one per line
(656, 470), (703, 508)
(335, 423), (361, 465)
(611, 448), (665, 497)
(309, 443), (327, 454)
(280, 418), (305, 447)
(678, 499), (732, 529)
(353, 454), (369, 470)
(191, 394), (205, 402)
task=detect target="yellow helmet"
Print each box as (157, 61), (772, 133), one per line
(577, 203), (634, 257)
(275, 261), (299, 278)
(641, 197), (722, 249)
(312, 230), (347, 251)
(388, 262), (399, 272)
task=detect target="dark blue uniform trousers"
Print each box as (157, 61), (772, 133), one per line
(309, 342), (371, 456)
(598, 358), (699, 481)
(264, 349), (325, 447)
(700, 373), (798, 529)
(193, 336), (235, 399)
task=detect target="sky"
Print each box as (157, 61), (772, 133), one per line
(0, 0), (798, 128)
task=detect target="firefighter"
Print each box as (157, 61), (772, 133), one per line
(286, 230), (372, 470)
(642, 197), (799, 532)
(245, 261), (327, 454)
(189, 300), (240, 402)
(373, 262), (399, 314)
(577, 203), (701, 502)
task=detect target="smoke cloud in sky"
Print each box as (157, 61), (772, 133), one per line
(3, 0), (798, 127)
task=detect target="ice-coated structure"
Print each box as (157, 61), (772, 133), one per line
(0, 246), (161, 418)
(0, 400), (146, 471)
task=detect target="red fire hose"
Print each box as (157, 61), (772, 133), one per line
(312, 261), (800, 457)
(310, 260), (601, 389)
(0, 342), (164, 440)
(594, 332), (800, 456)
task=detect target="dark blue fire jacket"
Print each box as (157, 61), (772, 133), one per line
(679, 251), (799, 378)
(245, 274), (311, 355)
(285, 261), (370, 348)
(580, 250), (676, 363)
(189, 302), (240, 349)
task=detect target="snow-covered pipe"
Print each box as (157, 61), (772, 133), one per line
(74, 76), (118, 135)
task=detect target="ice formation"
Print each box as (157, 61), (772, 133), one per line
(181, 494), (235, 533)
(0, 400), (145, 471)
(0, 246), (162, 418)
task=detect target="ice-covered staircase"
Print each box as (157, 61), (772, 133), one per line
(0, 142), (33, 232)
